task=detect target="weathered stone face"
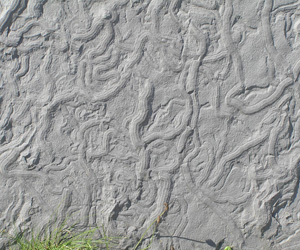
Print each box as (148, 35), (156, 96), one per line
(0, 0), (300, 249)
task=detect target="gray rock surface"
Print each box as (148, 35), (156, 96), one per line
(1, 0), (300, 249)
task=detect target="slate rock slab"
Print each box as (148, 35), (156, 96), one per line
(1, 0), (300, 249)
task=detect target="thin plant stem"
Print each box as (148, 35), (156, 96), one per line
(133, 209), (167, 250)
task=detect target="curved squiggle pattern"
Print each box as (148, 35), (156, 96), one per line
(0, 1), (300, 249)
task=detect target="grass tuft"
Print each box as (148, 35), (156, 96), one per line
(6, 226), (120, 250)
(0, 203), (169, 250)
(2, 219), (122, 250)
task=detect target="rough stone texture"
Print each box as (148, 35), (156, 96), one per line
(1, 0), (300, 249)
